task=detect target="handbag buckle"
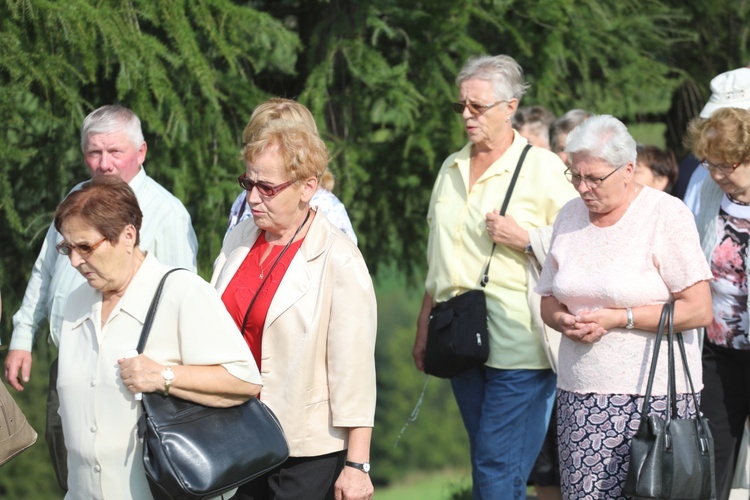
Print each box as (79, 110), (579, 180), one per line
(699, 437), (708, 454)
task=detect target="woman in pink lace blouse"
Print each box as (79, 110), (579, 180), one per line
(536, 115), (713, 499)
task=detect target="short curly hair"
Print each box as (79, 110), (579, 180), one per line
(686, 107), (750, 164)
(240, 98), (332, 188)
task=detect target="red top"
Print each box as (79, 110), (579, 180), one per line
(221, 232), (304, 370)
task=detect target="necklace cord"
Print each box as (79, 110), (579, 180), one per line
(239, 208), (312, 332)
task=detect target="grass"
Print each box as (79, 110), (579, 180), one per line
(375, 469), (541, 499)
(376, 469), (472, 500)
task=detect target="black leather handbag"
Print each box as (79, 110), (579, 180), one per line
(136, 269), (289, 500)
(623, 302), (716, 500)
(423, 144), (531, 379)
(424, 289), (489, 378)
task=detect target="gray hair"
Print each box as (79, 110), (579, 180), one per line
(80, 105), (144, 151)
(564, 115), (637, 167)
(550, 109), (592, 151)
(456, 55), (530, 102)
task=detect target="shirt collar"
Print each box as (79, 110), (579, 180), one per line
(452, 130), (529, 179)
(128, 166), (147, 191)
(115, 252), (165, 326)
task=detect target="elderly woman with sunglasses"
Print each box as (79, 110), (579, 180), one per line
(211, 100), (377, 500)
(53, 176), (261, 499)
(411, 54), (576, 499)
(536, 115), (713, 498)
(688, 107), (750, 500)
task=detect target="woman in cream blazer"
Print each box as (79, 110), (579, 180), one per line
(212, 211), (377, 456)
(212, 102), (377, 500)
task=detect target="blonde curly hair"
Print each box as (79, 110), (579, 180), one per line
(241, 98), (334, 189)
(686, 107), (750, 164)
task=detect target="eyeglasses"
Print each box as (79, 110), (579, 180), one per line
(55, 237), (108, 257)
(238, 175), (297, 197)
(700, 159), (742, 174)
(564, 164), (624, 188)
(450, 100), (507, 116)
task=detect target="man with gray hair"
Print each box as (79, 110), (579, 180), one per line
(4, 105), (198, 386)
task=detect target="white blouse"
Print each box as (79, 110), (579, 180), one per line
(58, 253), (261, 500)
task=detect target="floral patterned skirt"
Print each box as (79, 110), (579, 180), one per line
(557, 389), (698, 500)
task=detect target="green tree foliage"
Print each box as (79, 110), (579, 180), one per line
(661, 0), (750, 154)
(247, 0), (691, 283)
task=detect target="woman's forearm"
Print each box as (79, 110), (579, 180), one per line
(540, 295), (570, 330)
(165, 365), (261, 407)
(619, 280), (713, 333)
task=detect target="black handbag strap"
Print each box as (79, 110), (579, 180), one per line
(640, 303), (669, 409)
(136, 268), (187, 354)
(481, 143), (532, 287)
(639, 302), (706, 429)
(238, 207), (312, 333)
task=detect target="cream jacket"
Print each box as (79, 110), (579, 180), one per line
(211, 211), (377, 457)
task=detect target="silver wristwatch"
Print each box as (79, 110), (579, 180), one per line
(625, 308), (635, 330)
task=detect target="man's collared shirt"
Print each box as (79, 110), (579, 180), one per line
(9, 167), (198, 350)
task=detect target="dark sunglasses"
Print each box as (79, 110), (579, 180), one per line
(450, 100), (507, 116)
(237, 175), (298, 197)
(55, 236), (108, 257)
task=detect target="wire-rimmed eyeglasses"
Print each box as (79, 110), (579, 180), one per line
(700, 159), (742, 174)
(564, 164), (624, 189)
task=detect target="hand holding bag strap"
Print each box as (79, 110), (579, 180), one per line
(136, 268), (187, 354)
(482, 143), (532, 287)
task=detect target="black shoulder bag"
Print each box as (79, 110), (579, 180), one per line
(424, 144), (532, 379)
(623, 302), (716, 500)
(136, 269), (289, 500)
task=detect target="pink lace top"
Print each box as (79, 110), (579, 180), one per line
(537, 186), (712, 395)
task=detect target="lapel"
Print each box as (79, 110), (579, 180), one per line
(264, 212), (329, 329)
(215, 210), (330, 329)
(215, 221), (262, 295)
